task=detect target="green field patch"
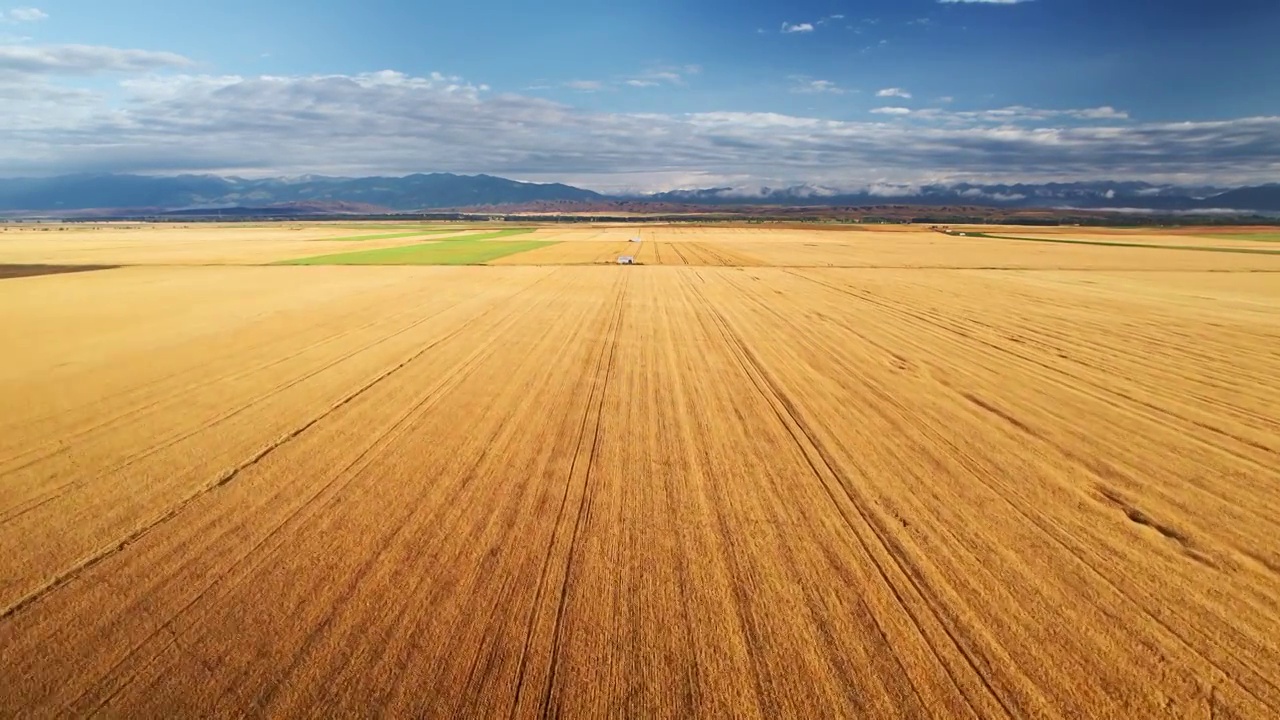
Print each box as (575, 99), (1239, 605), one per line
(946, 231), (1280, 256)
(1193, 232), (1280, 243)
(282, 232), (551, 265)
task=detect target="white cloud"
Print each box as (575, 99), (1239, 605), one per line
(605, 65), (699, 90)
(646, 71), (681, 83)
(959, 188), (1026, 201)
(1073, 106), (1128, 120)
(866, 183), (921, 197)
(0, 44), (192, 75)
(536, 64), (705, 94)
(877, 87), (912, 99)
(1, 68), (1278, 190)
(781, 15), (846, 34)
(790, 77), (847, 95)
(938, 0), (1033, 4)
(2, 7), (47, 22)
(904, 105), (1132, 122)
(871, 106), (912, 115)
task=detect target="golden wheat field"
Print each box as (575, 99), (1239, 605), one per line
(2, 222), (1279, 718)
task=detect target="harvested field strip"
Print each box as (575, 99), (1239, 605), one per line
(681, 242), (761, 266)
(964, 231), (1280, 255)
(676, 243), (722, 265)
(0, 264), (118, 280)
(645, 241), (763, 267)
(283, 239), (555, 266)
(629, 240), (659, 264)
(665, 242), (692, 265)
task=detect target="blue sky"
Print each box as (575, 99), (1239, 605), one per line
(1, 0), (1278, 190)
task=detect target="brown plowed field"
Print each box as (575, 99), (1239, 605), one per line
(0, 264), (118, 279)
(2, 224), (1280, 718)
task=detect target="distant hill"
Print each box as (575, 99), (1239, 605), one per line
(0, 173), (603, 213)
(0, 173), (1276, 215)
(160, 201), (393, 217)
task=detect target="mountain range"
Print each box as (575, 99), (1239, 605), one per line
(0, 173), (602, 214)
(0, 173), (1278, 215)
(645, 182), (1280, 213)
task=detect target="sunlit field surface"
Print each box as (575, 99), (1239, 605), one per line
(2, 222), (1279, 717)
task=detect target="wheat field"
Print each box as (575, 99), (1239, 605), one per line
(1, 223), (1278, 717)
